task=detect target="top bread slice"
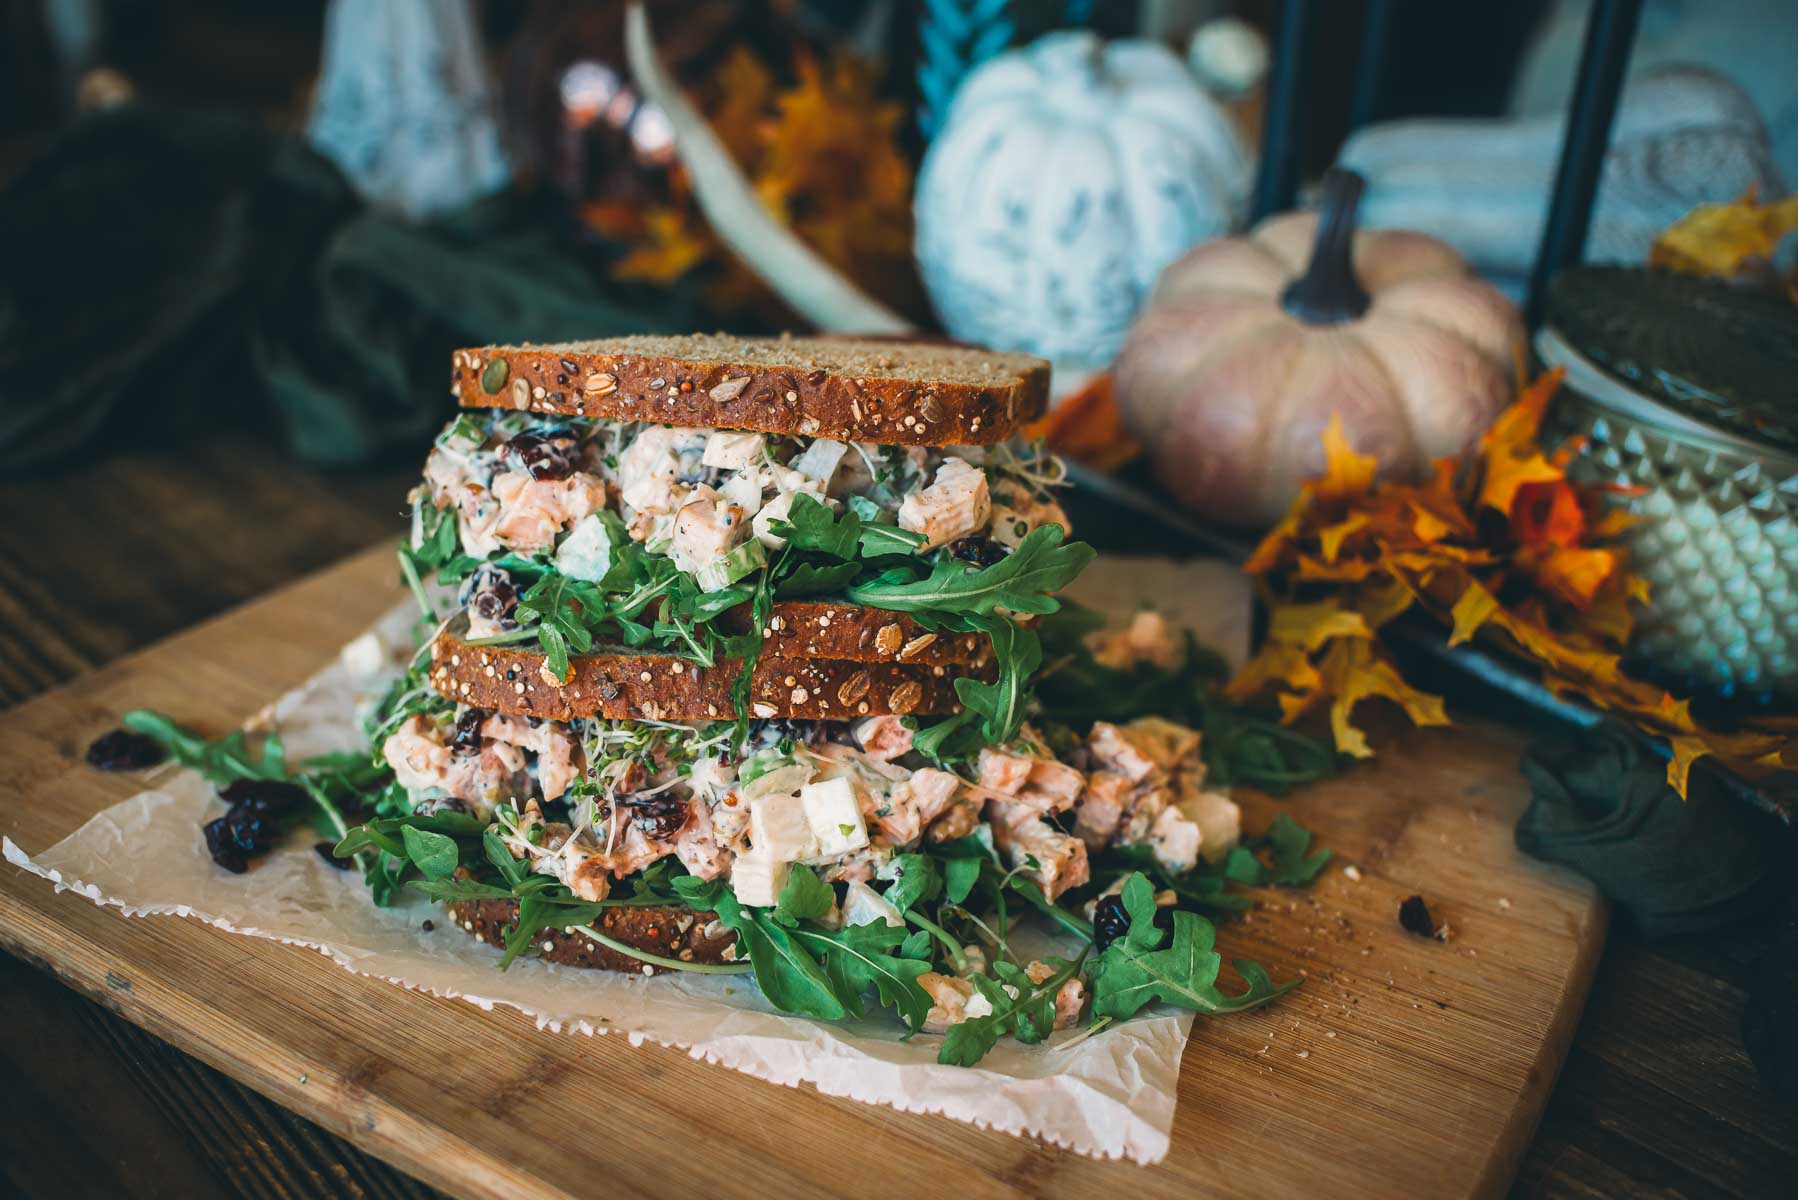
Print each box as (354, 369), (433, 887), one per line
(449, 334), (1049, 446)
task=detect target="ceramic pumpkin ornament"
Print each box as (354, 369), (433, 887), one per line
(1115, 169), (1523, 528)
(914, 30), (1249, 374)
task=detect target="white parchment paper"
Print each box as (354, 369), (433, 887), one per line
(4, 557), (1250, 1163)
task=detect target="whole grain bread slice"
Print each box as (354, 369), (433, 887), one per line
(450, 334), (1048, 445)
(444, 899), (734, 973)
(431, 625), (984, 722)
(721, 600), (990, 667)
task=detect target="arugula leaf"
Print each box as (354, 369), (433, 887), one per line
(484, 830), (527, 887)
(937, 953), (1085, 1066)
(399, 825), (460, 880)
(794, 921), (934, 1030)
(856, 523), (926, 557)
(949, 614), (1042, 747)
(882, 854), (942, 915)
(499, 895), (610, 969)
(406, 878), (516, 903)
(847, 525), (1094, 617)
(709, 889), (847, 1020)
(122, 710), (288, 786)
(772, 864), (835, 926)
(944, 855), (984, 905)
(1087, 875), (1298, 1020)
(770, 493), (860, 561)
(775, 561), (862, 598)
(1263, 812), (1331, 885)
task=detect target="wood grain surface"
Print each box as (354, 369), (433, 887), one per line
(1, 536), (1607, 1198)
(2, 437), (1795, 1199)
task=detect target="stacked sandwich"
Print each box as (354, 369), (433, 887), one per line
(343, 334), (1259, 1040)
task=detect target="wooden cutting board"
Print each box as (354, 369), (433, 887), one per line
(0, 543), (1605, 1199)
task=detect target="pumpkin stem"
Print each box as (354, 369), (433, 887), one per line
(1280, 168), (1372, 326)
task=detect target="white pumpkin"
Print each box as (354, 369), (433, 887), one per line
(914, 31), (1249, 375)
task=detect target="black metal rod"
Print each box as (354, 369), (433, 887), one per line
(1251, 0), (1312, 222)
(1524, 0), (1644, 327)
(1346, 0), (1394, 132)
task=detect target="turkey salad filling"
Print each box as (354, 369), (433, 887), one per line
(377, 699), (1235, 912)
(411, 409), (1073, 639)
(401, 410), (1093, 756)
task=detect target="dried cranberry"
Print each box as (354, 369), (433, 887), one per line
(85, 729), (166, 771)
(1398, 894), (1436, 938)
(204, 817), (249, 873)
(462, 566), (520, 630)
(946, 537), (1007, 567)
(1093, 895), (1131, 953)
(219, 778), (307, 821)
(506, 429), (581, 480)
(314, 842), (353, 870)
(450, 708), (490, 755)
(621, 793), (690, 841)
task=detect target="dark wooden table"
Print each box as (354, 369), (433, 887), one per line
(2, 435), (1796, 1199)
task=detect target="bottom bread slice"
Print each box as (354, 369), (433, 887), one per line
(444, 898), (736, 973)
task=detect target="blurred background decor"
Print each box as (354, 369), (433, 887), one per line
(913, 29), (1248, 380)
(306, 0), (510, 219)
(1342, 66), (1786, 296)
(1114, 168), (1521, 528)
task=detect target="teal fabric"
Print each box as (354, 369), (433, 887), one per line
(0, 105), (695, 470)
(1515, 723), (1786, 938)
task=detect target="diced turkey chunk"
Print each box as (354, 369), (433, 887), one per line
(1118, 716), (1202, 771)
(918, 972), (993, 1032)
(702, 431), (764, 471)
(1022, 758), (1085, 811)
(990, 804), (1091, 900)
(480, 714), (582, 801)
(926, 793), (982, 842)
(1175, 766), (1242, 862)
(989, 482), (1071, 550)
(1025, 960), (1088, 1029)
(670, 486), (748, 575)
(1088, 722), (1157, 783)
(977, 747), (1035, 795)
(788, 438), (848, 483)
(1148, 806), (1202, 874)
(853, 715), (914, 762)
(486, 470), (608, 556)
(1073, 769), (1131, 848)
(1090, 610), (1183, 672)
(898, 457), (990, 549)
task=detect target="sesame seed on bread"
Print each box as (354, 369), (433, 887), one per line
(449, 334), (1049, 446)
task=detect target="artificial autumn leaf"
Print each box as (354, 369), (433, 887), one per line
(1478, 373), (1567, 516)
(1228, 368), (1789, 796)
(1448, 582), (1499, 646)
(1020, 372), (1142, 473)
(1315, 637), (1451, 759)
(1314, 414), (1378, 502)
(1650, 190), (1798, 293)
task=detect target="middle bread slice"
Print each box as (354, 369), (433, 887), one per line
(430, 618), (985, 723)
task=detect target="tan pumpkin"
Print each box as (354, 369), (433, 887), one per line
(1115, 169), (1522, 528)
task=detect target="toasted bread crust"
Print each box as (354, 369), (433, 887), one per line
(719, 600), (989, 667)
(444, 899), (736, 973)
(430, 627), (983, 721)
(449, 337), (1048, 446)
